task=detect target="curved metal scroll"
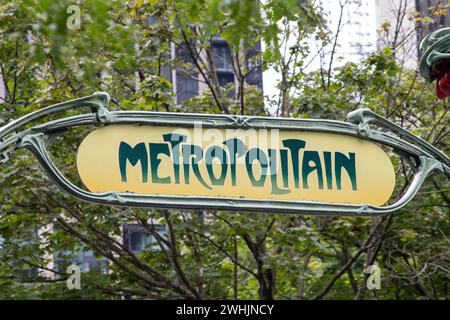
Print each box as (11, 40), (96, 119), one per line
(0, 92), (448, 216)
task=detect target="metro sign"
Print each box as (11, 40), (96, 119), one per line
(77, 124), (395, 206)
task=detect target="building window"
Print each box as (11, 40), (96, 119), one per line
(217, 72), (235, 87)
(176, 43), (199, 104)
(54, 248), (108, 274)
(123, 224), (167, 253)
(211, 40), (236, 97)
(176, 71), (199, 104)
(212, 44), (234, 73)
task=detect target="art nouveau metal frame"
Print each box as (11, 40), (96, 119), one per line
(0, 91), (448, 216)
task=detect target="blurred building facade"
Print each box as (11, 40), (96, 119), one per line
(375, 0), (450, 68)
(319, 0), (378, 65)
(317, 0), (450, 69)
(173, 35), (263, 104)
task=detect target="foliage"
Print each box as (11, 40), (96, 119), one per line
(0, 0), (448, 300)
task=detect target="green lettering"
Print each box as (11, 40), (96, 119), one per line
(163, 133), (187, 184)
(223, 138), (245, 186)
(268, 149), (290, 194)
(302, 151), (324, 189)
(282, 139), (306, 188)
(335, 152), (357, 190)
(205, 145), (228, 185)
(323, 151), (333, 190)
(182, 144), (212, 190)
(149, 143), (171, 184)
(119, 142), (148, 183)
(245, 148), (268, 187)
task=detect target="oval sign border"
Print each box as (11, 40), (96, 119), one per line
(76, 124), (396, 206)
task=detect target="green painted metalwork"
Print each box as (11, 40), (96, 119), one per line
(419, 27), (450, 82)
(0, 91), (448, 216)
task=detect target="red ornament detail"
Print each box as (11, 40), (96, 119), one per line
(436, 72), (450, 99)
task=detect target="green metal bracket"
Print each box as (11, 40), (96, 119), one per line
(0, 92), (448, 216)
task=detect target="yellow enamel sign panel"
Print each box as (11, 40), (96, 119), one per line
(76, 124), (396, 206)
